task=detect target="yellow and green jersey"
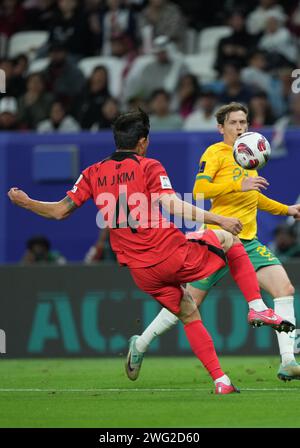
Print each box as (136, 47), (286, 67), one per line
(193, 141), (288, 240)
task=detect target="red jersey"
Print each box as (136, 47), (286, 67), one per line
(67, 151), (187, 268)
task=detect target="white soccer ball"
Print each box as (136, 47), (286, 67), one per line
(233, 132), (271, 170)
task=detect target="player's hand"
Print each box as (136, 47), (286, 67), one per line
(219, 217), (243, 235)
(287, 204), (300, 220)
(241, 176), (269, 192)
(7, 187), (30, 207)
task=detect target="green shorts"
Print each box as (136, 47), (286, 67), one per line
(190, 238), (281, 291)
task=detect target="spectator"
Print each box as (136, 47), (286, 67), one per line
(74, 65), (110, 129)
(241, 50), (272, 95)
(25, 0), (57, 31)
(248, 91), (275, 129)
(269, 64), (296, 118)
(215, 11), (257, 73)
(84, 0), (104, 15)
(270, 224), (300, 261)
(183, 91), (218, 131)
(271, 94), (300, 156)
(84, 228), (116, 263)
(0, 57), (26, 98)
(43, 42), (85, 105)
(109, 32), (139, 84)
(125, 0), (146, 11)
(218, 63), (254, 105)
(125, 35), (188, 102)
(274, 93), (300, 128)
(18, 72), (54, 130)
(0, 0), (26, 38)
(48, 0), (94, 59)
(21, 235), (66, 264)
(37, 100), (80, 132)
(0, 96), (26, 130)
(173, 74), (200, 119)
(91, 96), (120, 130)
(289, 0), (300, 36)
(138, 0), (186, 52)
(127, 95), (148, 112)
(258, 9), (298, 67)
(100, 0), (138, 56)
(149, 88), (182, 130)
(246, 0), (285, 35)
(12, 54), (28, 82)
(172, 0), (225, 30)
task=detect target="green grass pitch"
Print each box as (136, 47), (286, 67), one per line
(0, 356), (299, 428)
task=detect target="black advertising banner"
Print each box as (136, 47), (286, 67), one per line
(0, 262), (299, 357)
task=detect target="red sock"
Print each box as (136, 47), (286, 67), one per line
(226, 242), (261, 303)
(184, 320), (224, 381)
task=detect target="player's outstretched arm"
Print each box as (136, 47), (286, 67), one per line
(287, 204), (300, 220)
(7, 188), (78, 220)
(193, 176), (269, 200)
(160, 193), (242, 235)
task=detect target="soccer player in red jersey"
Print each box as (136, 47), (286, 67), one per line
(8, 109), (293, 394)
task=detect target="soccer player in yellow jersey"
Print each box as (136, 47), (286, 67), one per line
(126, 102), (300, 382)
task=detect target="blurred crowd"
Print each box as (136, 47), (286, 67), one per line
(0, 0), (300, 133)
(23, 220), (300, 265)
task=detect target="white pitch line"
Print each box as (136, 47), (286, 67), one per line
(0, 388), (206, 392)
(0, 387), (298, 393)
(241, 388), (299, 391)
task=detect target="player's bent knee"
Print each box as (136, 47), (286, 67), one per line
(216, 230), (234, 252)
(178, 290), (198, 324)
(286, 283), (295, 296)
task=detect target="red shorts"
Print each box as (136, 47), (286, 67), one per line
(130, 229), (226, 314)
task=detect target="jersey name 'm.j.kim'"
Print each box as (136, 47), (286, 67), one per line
(98, 171), (135, 187)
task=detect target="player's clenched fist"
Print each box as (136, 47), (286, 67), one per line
(219, 216), (243, 235)
(7, 187), (30, 207)
(287, 204), (300, 220)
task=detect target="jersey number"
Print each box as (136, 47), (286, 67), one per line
(113, 192), (138, 233)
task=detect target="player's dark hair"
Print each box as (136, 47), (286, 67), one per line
(112, 108), (150, 150)
(215, 102), (248, 125)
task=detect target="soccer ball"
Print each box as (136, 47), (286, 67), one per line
(233, 132), (271, 170)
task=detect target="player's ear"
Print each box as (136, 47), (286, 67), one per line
(217, 124), (224, 135)
(137, 137), (148, 156)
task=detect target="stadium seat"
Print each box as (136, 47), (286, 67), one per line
(125, 54), (154, 83)
(27, 58), (49, 75)
(78, 56), (126, 98)
(184, 28), (198, 54)
(198, 26), (232, 53)
(8, 31), (49, 59)
(184, 54), (217, 83)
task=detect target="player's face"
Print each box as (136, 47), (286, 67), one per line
(218, 110), (248, 146)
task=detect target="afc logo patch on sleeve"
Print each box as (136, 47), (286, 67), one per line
(198, 161), (206, 173)
(160, 176), (172, 189)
